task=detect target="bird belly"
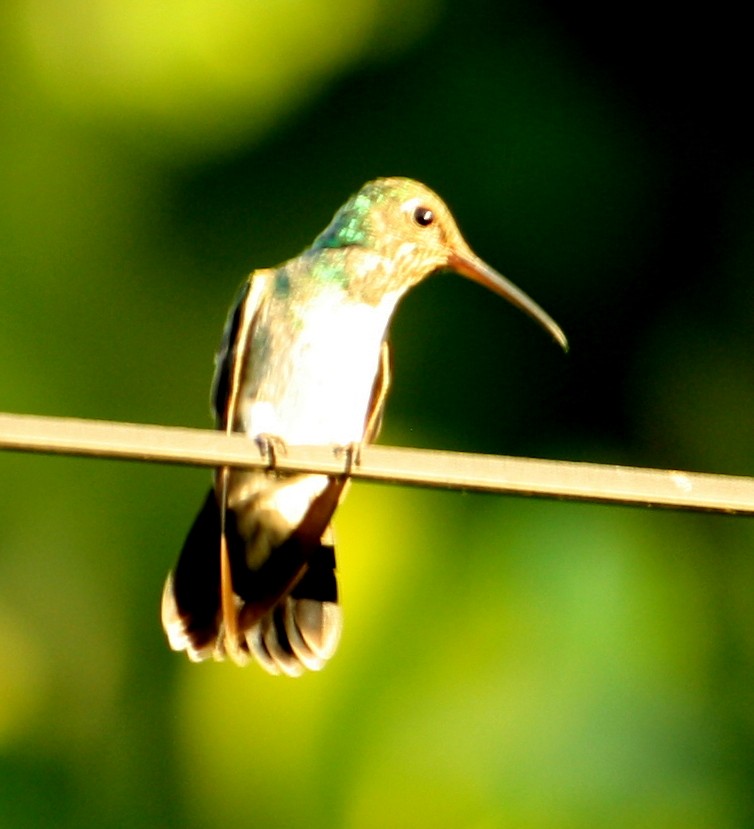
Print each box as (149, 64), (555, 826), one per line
(239, 297), (395, 446)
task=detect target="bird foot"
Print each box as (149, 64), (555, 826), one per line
(334, 441), (364, 476)
(255, 433), (288, 472)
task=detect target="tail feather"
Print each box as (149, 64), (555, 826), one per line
(162, 475), (345, 674)
(161, 489), (222, 659)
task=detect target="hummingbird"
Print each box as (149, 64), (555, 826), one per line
(161, 177), (567, 676)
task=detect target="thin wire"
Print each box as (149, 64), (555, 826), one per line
(1, 411), (754, 515)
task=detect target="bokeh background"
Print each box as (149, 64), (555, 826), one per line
(2, 1), (754, 826)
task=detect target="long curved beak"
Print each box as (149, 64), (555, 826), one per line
(449, 251), (568, 351)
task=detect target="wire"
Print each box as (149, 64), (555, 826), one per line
(1, 411), (754, 515)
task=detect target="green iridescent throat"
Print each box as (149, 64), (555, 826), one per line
(309, 250), (350, 288)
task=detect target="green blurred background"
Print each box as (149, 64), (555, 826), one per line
(2, 1), (754, 826)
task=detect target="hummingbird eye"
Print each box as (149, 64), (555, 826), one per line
(413, 206), (435, 227)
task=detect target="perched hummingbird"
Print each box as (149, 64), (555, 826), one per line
(161, 177), (567, 676)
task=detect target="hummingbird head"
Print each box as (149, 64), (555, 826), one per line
(315, 177), (568, 350)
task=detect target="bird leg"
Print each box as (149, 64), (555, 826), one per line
(334, 442), (359, 475)
(255, 433), (288, 473)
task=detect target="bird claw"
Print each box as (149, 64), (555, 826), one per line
(255, 434), (288, 472)
(334, 442), (364, 476)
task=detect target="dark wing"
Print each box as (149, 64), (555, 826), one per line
(210, 281), (248, 428)
(211, 271), (272, 429)
(363, 338), (392, 444)
(212, 270), (274, 661)
(162, 270), (272, 662)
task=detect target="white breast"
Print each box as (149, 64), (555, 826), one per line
(241, 291), (400, 446)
